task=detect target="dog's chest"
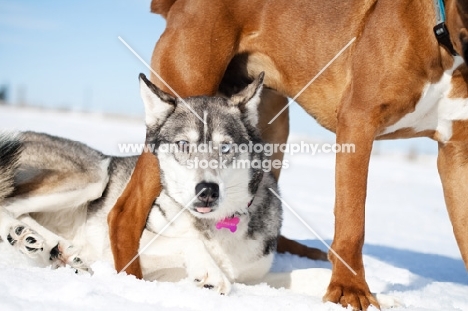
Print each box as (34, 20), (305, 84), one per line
(204, 217), (272, 282)
(379, 57), (468, 143)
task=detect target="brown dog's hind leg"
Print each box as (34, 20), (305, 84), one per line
(257, 89), (328, 261)
(107, 152), (162, 279)
(257, 88), (289, 181)
(277, 236), (328, 261)
(438, 141), (468, 269)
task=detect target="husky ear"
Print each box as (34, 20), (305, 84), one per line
(139, 73), (176, 128)
(230, 72), (264, 128)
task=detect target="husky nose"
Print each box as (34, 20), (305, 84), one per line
(195, 182), (219, 204)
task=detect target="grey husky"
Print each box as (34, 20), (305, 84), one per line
(0, 73), (284, 294)
(0, 74), (399, 305)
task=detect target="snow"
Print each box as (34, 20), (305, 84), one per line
(1, 105), (467, 310)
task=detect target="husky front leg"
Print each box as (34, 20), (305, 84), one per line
(138, 230), (231, 293)
(184, 239), (232, 295)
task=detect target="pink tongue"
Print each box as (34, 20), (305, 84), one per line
(196, 207), (212, 213)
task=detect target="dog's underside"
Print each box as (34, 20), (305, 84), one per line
(0, 76), (366, 299)
(108, 0), (468, 309)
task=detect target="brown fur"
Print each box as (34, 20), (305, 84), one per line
(438, 141), (468, 266)
(277, 236), (328, 261)
(107, 152), (161, 278)
(109, 0), (468, 309)
(449, 64), (468, 98)
(150, 0), (176, 18)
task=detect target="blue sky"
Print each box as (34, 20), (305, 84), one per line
(0, 0), (165, 115)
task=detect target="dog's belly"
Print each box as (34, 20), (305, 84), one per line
(378, 57), (468, 142)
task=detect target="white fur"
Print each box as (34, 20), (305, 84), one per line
(180, 129), (199, 144)
(156, 129), (253, 221)
(244, 84), (262, 127)
(140, 78), (174, 127)
(380, 57), (468, 142)
(217, 151), (253, 218)
(143, 190), (267, 294)
(156, 147), (201, 208)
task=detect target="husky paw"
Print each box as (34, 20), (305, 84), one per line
(7, 225), (44, 256)
(191, 268), (231, 295)
(375, 293), (403, 309)
(49, 242), (90, 274)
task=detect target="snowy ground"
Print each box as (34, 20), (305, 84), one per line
(0, 106), (467, 310)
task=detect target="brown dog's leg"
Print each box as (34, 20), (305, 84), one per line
(257, 89), (328, 261)
(438, 141), (468, 268)
(257, 88), (290, 181)
(323, 100), (380, 309)
(277, 236), (328, 261)
(150, 9), (238, 97)
(107, 152), (162, 278)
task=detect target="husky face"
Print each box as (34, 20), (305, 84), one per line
(139, 73), (266, 220)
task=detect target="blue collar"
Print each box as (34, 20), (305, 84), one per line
(433, 0), (446, 24)
(432, 0), (458, 56)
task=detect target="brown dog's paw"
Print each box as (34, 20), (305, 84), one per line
(323, 281), (380, 311)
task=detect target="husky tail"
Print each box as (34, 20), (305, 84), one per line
(0, 133), (22, 201)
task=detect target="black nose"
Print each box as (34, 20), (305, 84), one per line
(195, 182), (219, 204)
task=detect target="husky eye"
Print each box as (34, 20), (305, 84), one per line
(176, 140), (189, 152)
(220, 143), (231, 154)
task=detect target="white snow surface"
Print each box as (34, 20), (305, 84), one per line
(0, 106), (467, 311)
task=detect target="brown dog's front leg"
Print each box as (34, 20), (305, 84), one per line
(323, 111), (379, 310)
(107, 152), (162, 278)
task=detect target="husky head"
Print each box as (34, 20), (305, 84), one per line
(139, 73), (266, 220)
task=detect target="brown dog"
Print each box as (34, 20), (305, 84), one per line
(109, 0), (468, 309)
